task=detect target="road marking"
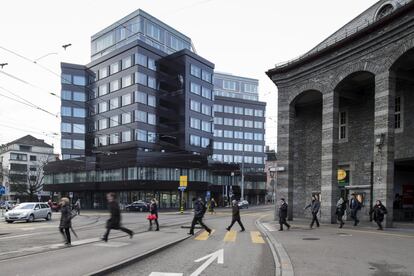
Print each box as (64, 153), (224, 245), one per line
(190, 249), (224, 276)
(223, 230), (237, 242)
(250, 231), (265, 244)
(94, 241), (129, 248)
(195, 229), (215, 241)
(149, 273), (183, 276)
(262, 222), (278, 232)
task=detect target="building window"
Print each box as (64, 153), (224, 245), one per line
(62, 74), (72, 84)
(191, 65), (201, 78)
(223, 155), (233, 163)
(202, 70), (212, 83)
(148, 132), (156, 143)
(135, 110), (147, 123)
(244, 132), (253, 140)
(110, 115), (119, 127)
(190, 100), (201, 112)
(190, 135), (201, 147)
(148, 95), (156, 107)
(73, 108), (86, 118)
(148, 113), (156, 125)
(122, 113), (132, 124)
(147, 23), (161, 41)
(254, 145), (263, 152)
(213, 142), (223, 150)
(73, 76), (86, 86)
(214, 129), (223, 137)
(135, 91), (147, 104)
(110, 133), (119, 144)
(224, 142), (233, 151)
(202, 87), (212, 100)
(99, 135), (108, 146)
(244, 83), (257, 93)
(235, 119), (243, 127)
(224, 130), (233, 138)
(234, 131), (243, 139)
(73, 92), (86, 102)
(73, 124), (85, 134)
(136, 72), (147, 86)
(136, 129), (147, 142)
(122, 56), (132, 69)
(99, 101), (108, 113)
(148, 76), (157, 89)
(214, 104), (223, 112)
(62, 90), (72, 100)
(213, 154), (223, 162)
(201, 104), (212, 116)
(73, 140), (85, 149)
(190, 117), (201, 129)
(61, 106), (72, 117)
(201, 121), (212, 132)
(99, 119), (108, 130)
(244, 108), (254, 116)
(61, 123), (72, 133)
(148, 58), (156, 71)
(201, 137), (210, 148)
(339, 111), (348, 140)
(395, 96), (402, 130)
(109, 97), (119, 110)
(235, 107), (243, 115)
(244, 144), (253, 152)
(223, 106), (233, 113)
(122, 93), (132, 106)
(254, 157), (263, 164)
(254, 109), (264, 117)
(254, 121), (263, 129)
(254, 133), (263, 141)
(190, 82), (201, 95)
(234, 143), (243, 151)
(244, 120), (253, 128)
(99, 84), (108, 96)
(214, 117), (223, 125)
(224, 118), (234, 126)
(61, 139), (72, 149)
(223, 80), (236, 90)
(110, 79), (120, 92)
(234, 155), (243, 163)
(122, 75), (133, 87)
(29, 155), (37, 161)
(99, 66), (109, 79)
(136, 53), (147, 67)
(110, 62), (120, 74)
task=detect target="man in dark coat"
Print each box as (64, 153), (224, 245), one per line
(59, 197), (72, 246)
(102, 192), (134, 242)
(370, 200), (388, 230)
(349, 194), (361, 226)
(335, 197), (347, 228)
(188, 197), (212, 235)
(305, 195), (321, 229)
(279, 198), (290, 231)
(226, 200), (245, 232)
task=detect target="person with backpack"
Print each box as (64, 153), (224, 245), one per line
(304, 195), (321, 229)
(350, 193), (361, 226)
(148, 198), (159, 231)
(369, 200), (388, 230)
(278, 198), (290, 231)
(336, 197), (347, 228)
(59, 197), (73, 246)
(188, 197), (212, 235)
(226, 200), (245, 232)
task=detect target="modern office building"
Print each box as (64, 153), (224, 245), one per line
(0, 135), (56, 202)
(267, 0), (414, 225)
(44, 9), (266, 208)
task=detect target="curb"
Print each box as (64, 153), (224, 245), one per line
(86, 232), (197, 276)
(256, 218), (294, 276)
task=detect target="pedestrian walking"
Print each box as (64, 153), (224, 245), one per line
(278, 198), (290, 231)
(102, 192), (134, 242)
(226, 200), (245, 232)
(350, 194), (361, 226)
(369, 200), (388, 230)
(209, 198), (216, 215)
(304, 195), (320, 228)
(59, 197), (73, 246)
(148, 198), (159, 231)
(188, 197), (212, 235)
(336, 197), (347, 228)
(74, 199), (81, 215)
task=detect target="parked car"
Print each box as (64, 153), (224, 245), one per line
(238, 200), (249, 209)
(4, 202), (52, 223)
(125, 201), (150, 212)
(0, 201), (17, 210)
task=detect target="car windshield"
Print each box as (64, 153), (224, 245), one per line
(14, 204), (35, 210)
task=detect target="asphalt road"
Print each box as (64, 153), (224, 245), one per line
(110, 207), (275, 276)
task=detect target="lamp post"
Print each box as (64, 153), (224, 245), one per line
(269, 167), (276, 204)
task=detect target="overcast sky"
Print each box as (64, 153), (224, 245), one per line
(0, 0), (379, 154)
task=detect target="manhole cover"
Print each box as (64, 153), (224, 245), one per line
(337, 233), (352, 237)
(302, 237), (320, 240)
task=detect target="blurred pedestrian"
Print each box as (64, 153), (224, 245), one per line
(102, 192), (134, 242)
(278, 198), (290, 231)
(74, 199), (81, 215)
(226, 200), (245, 232)
(304, 195), (320, 229)
(59, 197), (72, 246)
(336, 197), (347, 228)
(350, 194), (361, 226)
(209, 198), (216, 215)
(188, 197), (211, 235)
(148, 198), (159, 231)
(370, 200), (388, 230)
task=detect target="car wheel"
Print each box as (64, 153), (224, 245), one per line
(6, 220), (13, 224)
(27, 214), (34, 223)
(45, 213), (51, 221)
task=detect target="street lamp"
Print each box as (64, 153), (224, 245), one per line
(269, 167), (276, 204)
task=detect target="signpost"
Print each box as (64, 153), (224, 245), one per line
(179, 176), (187, 214)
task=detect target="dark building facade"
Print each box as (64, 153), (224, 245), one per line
(267, 0), (414, 225)
(45, 9), (266, 209)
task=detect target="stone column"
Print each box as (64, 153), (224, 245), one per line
(374, 71), (395, 228)
(320, 91), (339, 223)
(275, 97), (294, 221)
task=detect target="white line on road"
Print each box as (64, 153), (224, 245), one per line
(149, 273), (183, 276)
(190, 249), (224, 276)
(262, 222), (278, 232)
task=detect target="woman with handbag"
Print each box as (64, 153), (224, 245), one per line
(370, 200), (388, 230)
(148, 198), (159, 231)
(59, 197), (72, 246)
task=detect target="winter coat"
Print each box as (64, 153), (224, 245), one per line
(59, 205), (72, 228)
(370, 204), (387, 222)
(107, 201), (121, 229)
(194, 200), (207, 218)
(336, 201), (347, 216)
(150, 202), (158, 216)
(279, 202), (288, 219)
(305, 200), (320, 214)
(350, 198), (361, 211)
(232, 204), (240, 219)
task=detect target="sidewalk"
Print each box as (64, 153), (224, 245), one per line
(259, 218), (414, 276)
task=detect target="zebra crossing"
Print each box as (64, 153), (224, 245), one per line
(194, 230), (265, 244)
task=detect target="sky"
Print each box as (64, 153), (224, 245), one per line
(0, 0), (379, 154)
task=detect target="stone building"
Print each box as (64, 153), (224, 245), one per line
(267, 0), (414, 226)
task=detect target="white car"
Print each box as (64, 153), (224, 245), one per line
(5, 202), (52, 223)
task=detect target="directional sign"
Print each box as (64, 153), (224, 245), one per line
(179, 175), (188, 187)
(178, 186), (186, 191)
(0, 186), (5, 195)
(190, 249), (224, 276)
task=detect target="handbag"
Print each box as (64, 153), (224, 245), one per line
(147, 214), (157, 220)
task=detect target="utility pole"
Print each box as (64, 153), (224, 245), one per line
(241, 150), (245, 201)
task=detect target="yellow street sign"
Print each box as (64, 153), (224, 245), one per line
(338, 169), (347, 181)
(179, 175), (188, 187)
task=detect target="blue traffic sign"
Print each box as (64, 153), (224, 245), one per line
(0, 186), (5, 195)
(178, 186), (186, 191)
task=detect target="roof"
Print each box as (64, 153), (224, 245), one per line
(3, 135), (53, 149)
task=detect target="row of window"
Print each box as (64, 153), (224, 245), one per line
(62, 154), (84, 160)
(94, 90), (156, 114)
(213, 129), (264, 141)
(190, 117), (212, 133)
(190, 100), (212, 116)
(214, 117), (264, 129)
(96, 110), (156, 130)
(61, 106), (86, 118)
(9, 153), (37, 161)
(62, 74), (87, 86)
(190, 82), (213, 100)
(189, 135), (210, 148)
(212, 154), (264, 164)
(213, 142), (264, 152)
(61, 139), (85, 150)
(61, 123), (86, 134)
(62, 90), (86, 102)
(220, 80), (258, 94)
(214, 90), (259, 101)
(214, 105), (264, 117)
(95, 129), (156, 146)
(96, 53), (156, 81)
(190, 64), (212, 83)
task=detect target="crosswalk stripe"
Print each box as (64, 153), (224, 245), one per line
(223, 230), (237, 242)
(195, 229), (215, 241)
(250, 231), (265, 244)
